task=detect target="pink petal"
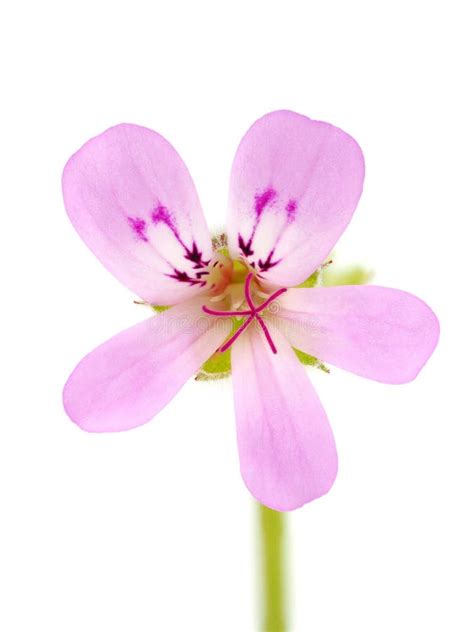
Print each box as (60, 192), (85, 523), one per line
(63, 124), (212, 305)
(227, 110), (364, 287)
(276, 286), (439, 384)
(63, 299), (231, 432)
(231, 321), (338, 511)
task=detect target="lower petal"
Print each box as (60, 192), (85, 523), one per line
(276, 286), (440, 384)
(63, 299), (231, 432)
(231, 321), (338, 511)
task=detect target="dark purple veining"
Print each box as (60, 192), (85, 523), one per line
(257, 249), (281, 272)
(128, 201), (211, 287)
(184, 240), (210, 269)
(167, 268), (208, 287)
(238, 234), (254, 257)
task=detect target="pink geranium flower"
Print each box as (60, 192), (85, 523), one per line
(62, 111), (439, 511)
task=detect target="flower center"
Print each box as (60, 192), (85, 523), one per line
(202, 272), (287, 354)
(206, 252), (234, 296)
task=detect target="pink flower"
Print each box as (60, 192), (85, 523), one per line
(62, 111), (439, 511)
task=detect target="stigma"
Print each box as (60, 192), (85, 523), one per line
(202, 273), (287, 354)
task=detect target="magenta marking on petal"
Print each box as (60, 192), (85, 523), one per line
(151, 203), (173, 226)
(239, 188), (291, 272)
(127, 216), (148, 242)
(201, 273), (287, 354)
(150, 202), (210, 284)
(151, 202), (185, 246)
(254, 187), (277, 216)
(286, 199), (297, 222)
(152, 205), (209, 268)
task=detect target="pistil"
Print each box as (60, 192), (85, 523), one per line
(202, 273), (287, 354)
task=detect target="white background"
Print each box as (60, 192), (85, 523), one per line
(1, 1), (473, 630)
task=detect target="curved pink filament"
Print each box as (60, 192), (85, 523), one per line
(201, 273), (287, 354)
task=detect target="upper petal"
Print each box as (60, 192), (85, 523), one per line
(275, 286), (440, 384)
(63, 298), (231, 432)
(63, 124), (212, 305)
(231, 320), (338, 511)
(227, 110), (364, 287)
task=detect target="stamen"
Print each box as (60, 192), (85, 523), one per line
(202, 273), (287, 354)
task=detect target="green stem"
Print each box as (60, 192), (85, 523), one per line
(258, 503), (288, 631)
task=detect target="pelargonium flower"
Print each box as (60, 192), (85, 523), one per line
(62, 111), (439, 511)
